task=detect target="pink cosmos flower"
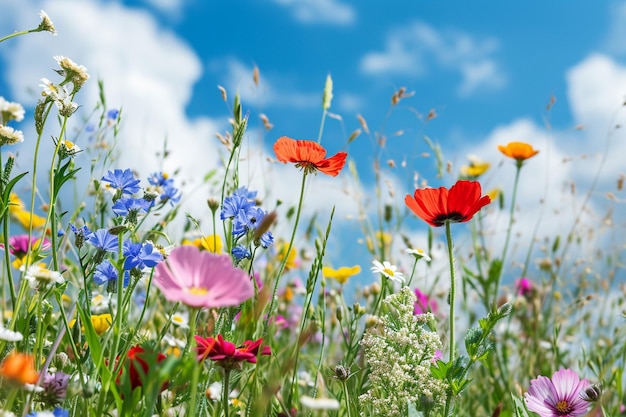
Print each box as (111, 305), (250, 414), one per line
(414, 288), (438, 315)
(525, 369), (590, 417)
(9, 235), (51, 258)
(153, 245), (254, 309)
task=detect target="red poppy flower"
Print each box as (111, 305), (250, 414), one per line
(194, 334), (271, 370)
(116, 345), (167, 391)
(273, 136), (347, 177)
(405, 180), (491, 227)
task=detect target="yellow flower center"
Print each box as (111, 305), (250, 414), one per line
(383, 268), (394, 276)
(555, 400), (571, 413)
(188, 287), (208, 296)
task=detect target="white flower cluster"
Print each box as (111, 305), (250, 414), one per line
(359, 287), (448, 416)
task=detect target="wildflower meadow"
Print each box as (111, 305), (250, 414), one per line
(1, 10), (626, 417)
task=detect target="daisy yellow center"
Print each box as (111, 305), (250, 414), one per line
(172, 315), (184, 324)
(188, 287), (208, 296)
(383, 268), (394, 276)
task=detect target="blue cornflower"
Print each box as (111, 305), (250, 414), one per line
(69, 223), (91, 250)
(259, 231), (274, 248)
(123, 240), (163, 270)
(93, 259), (129, 287)
(159, 184), (181, 205)
(85, 229), (118, 252)
(101, 169), (141, 195)
(112, 197), (153, 217)
(107, 108), (119, 122)
(27, 408), (69, 417)
(147, 172), (174, 187)
(221, 193), (253, 221)
(232, 245), (252, 262)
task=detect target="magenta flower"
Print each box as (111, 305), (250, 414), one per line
(515, 277), (533, 297)
(525, 369), (590, 417)
(194, 334), (271, 370)
(414, 288), (438, 315)
(153, 245), (254, 308)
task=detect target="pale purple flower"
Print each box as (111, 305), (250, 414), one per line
(153, 245), (254, 308)
(525, 369), (590, 417)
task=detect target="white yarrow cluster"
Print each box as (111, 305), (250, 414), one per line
(359, 287), (448, 416)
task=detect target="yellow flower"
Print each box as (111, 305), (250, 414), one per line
(8, 194), (46, 229)
(182, 234), (223, 254)
(487, 187), (500, 202)
(278, 243), (298, 270)
(322, 265), (361, 285)
(375, 231), (392, 246)
(497, 141), (539, 161)
(460, 156), (490, 178)
(69, 313), (112, 336)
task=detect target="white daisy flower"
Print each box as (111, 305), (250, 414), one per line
(169, 311), (189, 329)
(406, 248), (432, 262)
(0, 97), (25, 122)
(38, 10), (57, 35)
(22, 264), (64, 290)
(370, 260), (405, 283)
(0, 125), (24, 146)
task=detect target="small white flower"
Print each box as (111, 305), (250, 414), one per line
(371, 260), (405, 283)
(406, 248), (432, 262)
(300, 395), (340, 410)
(0, 125), (24, 146)
(162, 333), (185, 350)
(53, 55), (89, 87)
(169, 311), (189, 329)
(0, 97), (25, 122)
(0, 410), (17, 417)
(91, 292), (110, 314)
(0, 323), (23, 342)
(39, 78), (68, 101)
(38, 10), (57, 35)
(23, 264), (64, 290)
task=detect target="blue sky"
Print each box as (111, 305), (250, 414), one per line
(1, 0), (625, 289)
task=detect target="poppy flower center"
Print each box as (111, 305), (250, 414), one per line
(433, 212), (465, 226)
(187, 287), (209, 296)
(555, 400), (572, 414)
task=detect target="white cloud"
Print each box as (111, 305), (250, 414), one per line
(270, 0), (355, 25)
(360, 21), (506, 97)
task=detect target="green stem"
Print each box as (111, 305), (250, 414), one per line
(222, 369), (232, 417)
(316, 110), (327, 144)
(493, 163), (522, 304)
(264, 172), (308, 328)
(445, 221), (456, 363)
(342, 380), (352, 417)
(0, 28), (42, 44)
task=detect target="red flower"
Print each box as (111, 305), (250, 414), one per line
(405, 180), (491, 227)
(117, 345), (167, 391)
(194, 334), (271, 370)
(273, 136), (347, 177)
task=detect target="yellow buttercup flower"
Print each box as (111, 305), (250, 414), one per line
(182, 234), (223, 254)
(8, 193), (46, 229)
(487, 187), (500, 201)
(460, 156), (490, 178)
(278, 243), (298, 270)
(322, 265), (361, 285)
(69, 313), (112, 336)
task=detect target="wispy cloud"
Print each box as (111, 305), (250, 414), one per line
(270, 0), (355, 25)
(360, 21), (506, 97)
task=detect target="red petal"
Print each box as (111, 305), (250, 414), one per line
(317, 152), (347, 176)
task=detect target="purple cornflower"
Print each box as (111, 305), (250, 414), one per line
(525, 369), (590, 417)
(85, 229), (118, 252)
(112, 197), (153, 217)
(414, 288), (438, 315)
(93, 259), (129, 287)
(41, 371), (70, 405)
(123, 240), (163, 270)
(102, 168), (141, 195)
